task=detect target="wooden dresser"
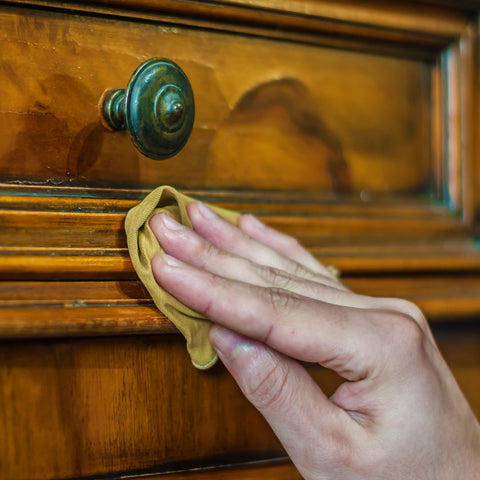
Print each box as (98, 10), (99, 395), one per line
(1, 1), (480, 478)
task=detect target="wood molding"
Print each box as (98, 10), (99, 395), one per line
(210, 0), (470, 37)
(136, 460), (301, 479)
(0, 0), (477, 329)
(2, 243), (480, 281)
(2, 0), (471, 57)
(0, 275), (479, 339)
(0, 202), (478, 281)
(413, 0), (480, 9)
(430, 20), (478, 223)
(0, 305), (176, 338)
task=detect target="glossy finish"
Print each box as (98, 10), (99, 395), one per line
(0, 8), (429, 192)
(102, 58), (195, 159)
(0, 0), (479, 479)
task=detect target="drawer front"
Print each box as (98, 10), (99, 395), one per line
(1, 326), (479, 480)
(0, 335), (340, 479)
(0, 5), (430, 194)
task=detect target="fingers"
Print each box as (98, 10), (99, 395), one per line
(150, 212), (346, 293)
(150, 211), (416, 321)
(152, 254), (381, 380)
(209, 325), (359, 474)
(237, 213), (334, 278)
(186, 202), (345, 289)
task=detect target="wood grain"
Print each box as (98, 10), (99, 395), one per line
(0, 335), (339, 479)
(0, 1), (478, 479)
(1, 274), (480, 339)
(7, 0), (471, 53)
(139, 461), (302, 479)
(0, 209), (467, 250)
(0, 5), (430, 194)
(3, 240), (480, 281)
(0, 306), (176, 337)
(0, 324), (478, 480)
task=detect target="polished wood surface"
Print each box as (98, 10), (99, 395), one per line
(0, 335), (339, 479)
(0, 0), (479, 479)
(1, 190), (480, 284)
(8, 0), (471, 56)
(1, 276), (480, 341)
(138, 461), (303, 479)
(0, 6), (430, 193)
(0, 325), (478, 479)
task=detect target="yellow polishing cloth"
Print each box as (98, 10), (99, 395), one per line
(125, 186), (240, 369)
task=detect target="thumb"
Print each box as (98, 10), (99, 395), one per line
(209, 326), (354, 474)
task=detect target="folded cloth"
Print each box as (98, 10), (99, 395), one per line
(125, 186), (240, 369)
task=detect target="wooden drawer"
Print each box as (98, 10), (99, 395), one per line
(0, 0), (477, 277)
(1, 1), (480, 479)
(0, 3), (431, 194)
(1, 326), (479, 479)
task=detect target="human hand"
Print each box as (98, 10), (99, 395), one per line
(150, 201), (480, 480)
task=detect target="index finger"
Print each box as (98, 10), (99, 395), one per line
(152, 253), (383, 381)
(187, 201), (347, 290)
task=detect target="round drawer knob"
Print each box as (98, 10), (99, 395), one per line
(101, 58), (195, 160)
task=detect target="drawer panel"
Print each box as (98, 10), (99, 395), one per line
(1, 324), (479, 480)
(0, 5), (429, 194)
(138, 462), (303, 479)
(0, 335), (342, 479)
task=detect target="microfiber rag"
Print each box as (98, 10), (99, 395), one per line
(125, 185), (240, 369)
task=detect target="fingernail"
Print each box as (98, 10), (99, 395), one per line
(210, 325), (245, 358)
(161, 254), (184, 267)
(196, 202), (217, 220)
(246, 214), (266, 230)
(161, 213), (183, 230)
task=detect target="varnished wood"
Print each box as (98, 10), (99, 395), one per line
(0, 305), (176, 337)
(0, 254), (134, 280)
(0, 0), (479, 478)
(0, 187), (461, 213)
(3, 239), (480, 282)
(139, 461), (302, 479)
(415, 0), (480, 9)
(0, 6), (430, 193)
(349, 275), (480, 321)
(2, 274), (480, 340)
(458, 26), (478, 223)
(6, 0), (471, 51)
(213, 0), (469, 38)
(0, 209), (467, 250)
(0, 325), (478, 479)
(0, 335), (286, 479)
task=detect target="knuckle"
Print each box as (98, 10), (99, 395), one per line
(380, 298), (428, 329)
(202, 239), (221, 259)
(395, 299), (427, 327)
(284, 235), (302, 251)
(200, 273), (223, 318)
(264, 287), (297, 317)
(388, 311), (425, 356)
(256, 264), (293, 289)
(244, 358), (291, 412)
(187, 235), (218, 268)
(291, 260), (316, 281)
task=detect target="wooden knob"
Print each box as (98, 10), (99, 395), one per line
(101, 58), (195, 160)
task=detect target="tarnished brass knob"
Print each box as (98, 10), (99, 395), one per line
(101, 58), (195, 160)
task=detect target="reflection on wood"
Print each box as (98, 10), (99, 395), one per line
(206, 78), (351, 192)
(0, 7), (430, 194)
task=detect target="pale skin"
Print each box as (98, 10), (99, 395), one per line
(149, 201), (480, 480)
